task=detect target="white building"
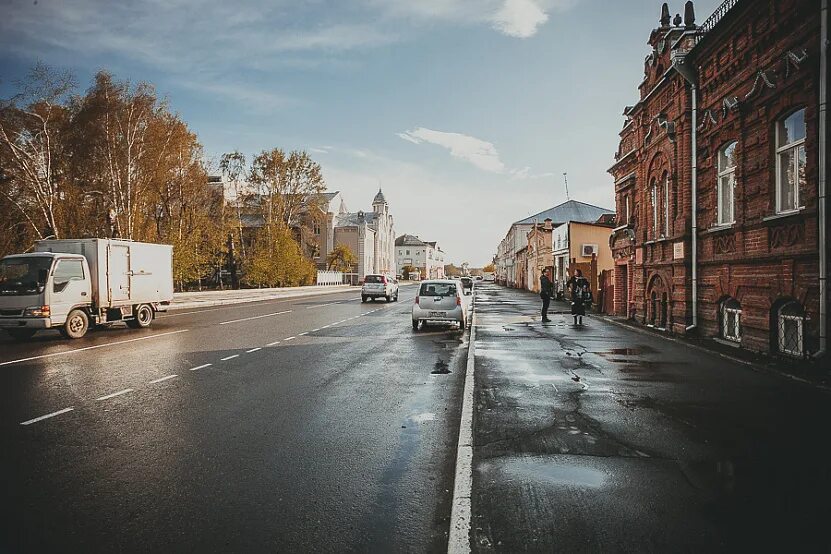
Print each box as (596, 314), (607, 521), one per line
(395, 234), (445, 279)
(332, 189), (396, 279)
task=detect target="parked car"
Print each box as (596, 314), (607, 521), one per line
(412, 279), (468, 331)
(459, 276), (474, 293)
(361, 274), (399, 302)
(475, 275), (483, 281)
(483, 272), (495, 282)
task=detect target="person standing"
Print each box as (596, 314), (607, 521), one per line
(566, 268), (592, 326)
(539, 268), (553, 322)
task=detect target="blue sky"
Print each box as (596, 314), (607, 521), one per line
(0, 0), (721, 266)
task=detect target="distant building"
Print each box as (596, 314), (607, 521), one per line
(495, 200), (615, 288)
(395, 234), (445, 279)
(332, 189), (396, 279)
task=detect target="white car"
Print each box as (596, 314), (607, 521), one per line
(412, 279), (470, 331)
(362, 274), (399, 302)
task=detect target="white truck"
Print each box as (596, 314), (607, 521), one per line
(0, 239), (173, 340)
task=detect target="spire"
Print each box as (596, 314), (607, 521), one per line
(660, 3), (670, 27)
(684, 1), (696, 28)
(372, 188), (386, 205)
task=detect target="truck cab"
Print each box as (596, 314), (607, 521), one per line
(0, 253), (92, 340)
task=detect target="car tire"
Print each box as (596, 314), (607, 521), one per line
(385, 295), (391, 302)
(412, 319), (419, 331)
(61, 309), (89, 339)
(361, 296), (367, 303)
(7, 329), (37, 341)
(126, 304), (153, 329)
(459, 317), (466, 330)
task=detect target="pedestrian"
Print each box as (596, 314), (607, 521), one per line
(539, 268), (553, 322)
(566, 268), (592, 326)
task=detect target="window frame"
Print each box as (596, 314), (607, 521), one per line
(717, 141), (737, 225)
(650, 180), (659, 238)
(721, 298), (742, 342)
(775, 108), (807, 214)
(663, 174), (670, 237)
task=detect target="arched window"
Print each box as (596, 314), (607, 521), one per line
(720, 297), (742, 342)
(777, 300), (805, 357)
(650, 179), (659, 238)
(775, 109), (806, 213)
(663, 173), (670, 237)
(650, 291), (658, 326)
(717, 142), (737, 225)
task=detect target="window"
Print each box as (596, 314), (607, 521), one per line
(313, 224), (321, 235)
(651, 179), (659, 237)
(406, 250), (410, 255)
(419, 282), (457, 297)
(721, 298), (742, 342)
(775, 109), (806, 213)
(777, 300), (805, 357)
(625, 195), (631, 225)
(53, 259), (84, 293)
(663, 174), (670, 236)
(717, 142), (737, 225)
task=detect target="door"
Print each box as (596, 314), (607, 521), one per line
(109, 245), (131, 302)
(50, 258), (91, 324)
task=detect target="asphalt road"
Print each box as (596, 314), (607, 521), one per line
(471, 283), (831, 552)
(1, 286), (467, 553)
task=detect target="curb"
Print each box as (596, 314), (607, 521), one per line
(169, 286), (357, 311)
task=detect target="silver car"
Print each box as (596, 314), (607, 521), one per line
(412, 279), (469, 331)
(362, 274), (399, 302)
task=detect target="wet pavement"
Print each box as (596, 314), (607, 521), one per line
(471, 283), (831, 552)
(0, 288), (466, 552)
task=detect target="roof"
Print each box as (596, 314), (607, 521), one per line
(335, 211), (378, 227)
(372, 188), (386, 205)
(513, 200), (614, 226)
(395, 234), (425, 247)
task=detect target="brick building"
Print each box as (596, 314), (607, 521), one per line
(608, 0), (828, 359)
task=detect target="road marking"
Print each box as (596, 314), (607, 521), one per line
(189, 363), (212, 371)
(448, 312), (476, 554)
(321, 325), (331, 329)
(149, 374), (178, 384)
(96, 388), (134, 401)
(311, 329), (320, 332)
(284, 336), (296, 341)
(20, 407), (74, 426)
(298, 332), (308, 336)
(246, 347), (262, 353)
(0, 330), (190, 368)
(218, 310), (291, 326)
(266, 340), (281, 347)
(220, 354), (239, 361)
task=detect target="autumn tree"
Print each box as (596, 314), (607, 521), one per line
(326, 244), (356, 271)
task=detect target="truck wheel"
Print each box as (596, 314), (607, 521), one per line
(127, 304), (153, 329)
(61, 309), (89, 339)
(7, 329), (37, 341)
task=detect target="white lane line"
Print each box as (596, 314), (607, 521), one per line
(448, 312), (476, 554)
(218, 310), (291, 326)
(321, 325), (331, 329)
(149, 374), (178, 384)
(0, 330), (190, 368)
(246, 347), (262, 353)
(96, 388), (134, 401)
(266, 340), (281, 347)
(220, 354), (239, 361)
(284, 336), (296, 341)
(20, 407), (74, 426)
(189, 363), (212, 371)
(311, 329), (320, 333)
(298, 332), (308, 336)
(306, 302), (339, 309)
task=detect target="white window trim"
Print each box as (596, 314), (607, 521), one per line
(663, 176), (670, 237)
(651, 183), (659, 238)
(778, 314), (804, 356)
(722, 305), (742, 342)
(717, 143), (737, 225)
(775, 111), (806, 214)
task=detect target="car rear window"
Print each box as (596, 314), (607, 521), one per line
(364, 275), (384, 283)
(420, 283), (457, 296)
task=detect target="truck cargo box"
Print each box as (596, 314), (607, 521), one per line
(34, 239), (173, 309)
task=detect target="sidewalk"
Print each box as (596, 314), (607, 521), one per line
(170, 285), (355, 310)
(469, 284), (831, 552)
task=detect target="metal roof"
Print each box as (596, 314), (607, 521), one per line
(513, 200), (614, 226)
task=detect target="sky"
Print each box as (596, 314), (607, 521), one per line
(0, 0), (722, 266)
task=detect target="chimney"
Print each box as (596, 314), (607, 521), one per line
(673, 13), (682, 26)
(684, 1), (696, 28)
(660, 3), (670, 27)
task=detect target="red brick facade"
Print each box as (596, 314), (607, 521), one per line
(609, 0), (826, 358)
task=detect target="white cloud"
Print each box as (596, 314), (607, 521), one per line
(490, 0), (549, 38)
(397, 127), (505, 173)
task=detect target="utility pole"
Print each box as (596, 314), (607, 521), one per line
(563, 172), (570, 201)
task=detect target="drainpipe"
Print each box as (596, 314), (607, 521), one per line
(687, 84), (699, 332)
(817, 0), (828, 358)
(673, 36), (699, 332)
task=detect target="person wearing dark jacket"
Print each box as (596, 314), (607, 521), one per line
(565, 268), (592, 326)
(539, 268), (553, 322)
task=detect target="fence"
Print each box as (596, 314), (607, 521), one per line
(316, 270), (344, 286)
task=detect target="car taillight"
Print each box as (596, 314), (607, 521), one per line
(456, 296), (462, 306)
(415, 296), (420, 305)
(381, 276), (387, 284)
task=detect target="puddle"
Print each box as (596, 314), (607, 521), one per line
(598, 346), (657, 356)
(498, 457), (607, 488)
(431, 360), (450, 374)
